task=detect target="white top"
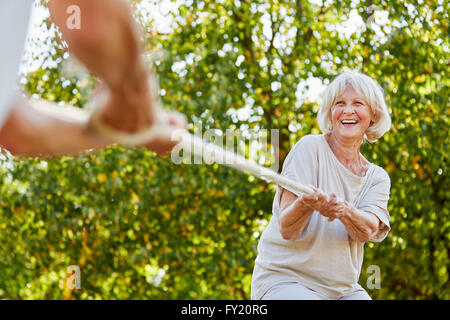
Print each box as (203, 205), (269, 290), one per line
(251, 134), (391, 299)
(0, 0), (33, 129)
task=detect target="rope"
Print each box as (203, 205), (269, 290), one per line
(178, 131), (314, 196)
(29, 96), (314, 197)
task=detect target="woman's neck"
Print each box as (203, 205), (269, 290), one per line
(325, 133), (368, 174)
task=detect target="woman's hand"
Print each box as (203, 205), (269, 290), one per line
(301, 186), (380, 241)
(301, 186), (346, 221)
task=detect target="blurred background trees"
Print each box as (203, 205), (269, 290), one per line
(0, 0), (448, 299)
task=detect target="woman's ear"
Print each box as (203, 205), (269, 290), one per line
(370, 113), (377, 127)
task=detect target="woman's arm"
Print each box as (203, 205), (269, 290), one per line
(278, 188), (315, 241)
(337, 202), (380, 243)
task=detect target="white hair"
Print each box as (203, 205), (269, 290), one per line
(317, 71), (392, 143)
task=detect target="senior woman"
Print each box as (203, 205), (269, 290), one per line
(251, 71), (392, 300)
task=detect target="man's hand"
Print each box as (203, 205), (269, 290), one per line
(90, 82), (187, 156)
(139, 110), (187, 156)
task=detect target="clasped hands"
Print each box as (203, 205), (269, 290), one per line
(298, 186), (348, 221)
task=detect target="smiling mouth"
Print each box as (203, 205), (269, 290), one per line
(341, 120), (358, 127)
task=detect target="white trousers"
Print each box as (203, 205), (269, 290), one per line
(261, 282), (372, 300)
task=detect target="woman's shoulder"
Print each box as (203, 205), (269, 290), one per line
(285, 134), (325, 163)
(282, 134), (323, 167)
(291, 134), (323, 152)
(370, 163), (391, 185)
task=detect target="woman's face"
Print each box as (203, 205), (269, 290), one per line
(330, 86), (376, 142)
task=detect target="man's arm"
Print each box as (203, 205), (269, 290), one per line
(48, 0), (157, 133)
(0, 96), (111, 157)
(0, 96), (185, 157)
(0, 0), (185, 157)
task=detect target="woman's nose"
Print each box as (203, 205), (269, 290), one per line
(343, 104), (355, 113)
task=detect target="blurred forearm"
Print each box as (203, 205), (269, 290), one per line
(48, 0), (147, 91)
(48, 0), (156, 133)
(0, 97), (111, 157)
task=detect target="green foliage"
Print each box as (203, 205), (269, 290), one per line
(0, 0), (448, 299)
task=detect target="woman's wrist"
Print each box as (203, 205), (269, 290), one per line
(339, 200), (366, 225)
(336, 200), (352, 220)
(296, 195), (315, 211)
